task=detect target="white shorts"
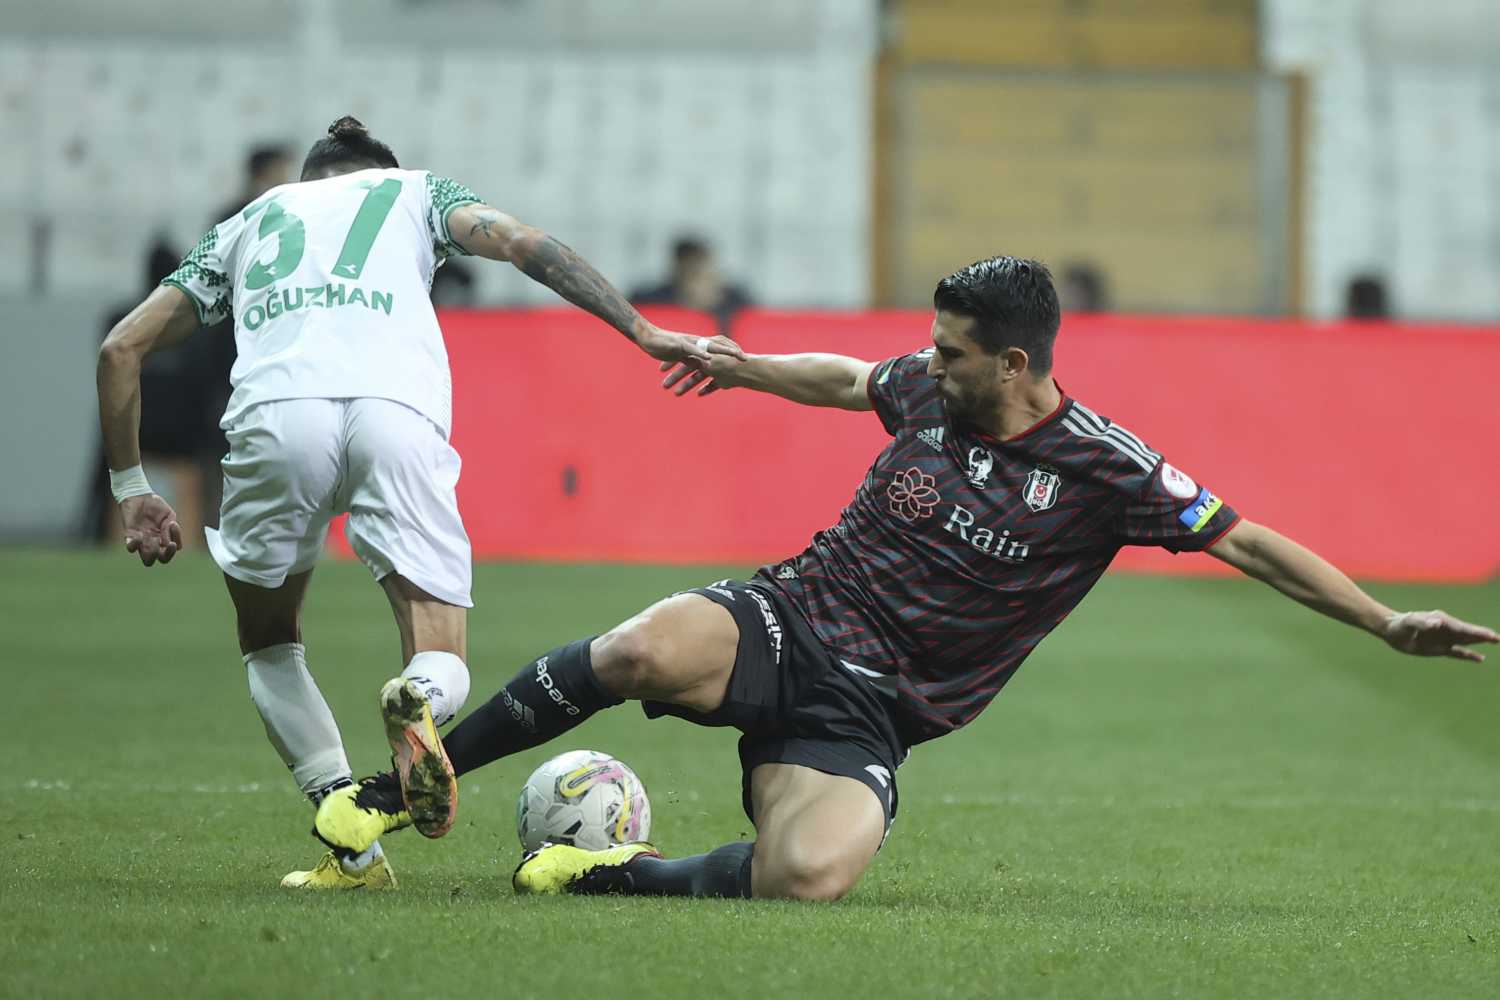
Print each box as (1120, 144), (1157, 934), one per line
(205, 397), (473, 607)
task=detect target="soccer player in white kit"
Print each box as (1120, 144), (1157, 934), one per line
(96, 117), (741, 889)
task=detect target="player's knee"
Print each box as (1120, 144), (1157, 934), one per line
(590, 623), (673, 699)
(778, 872), (852, 903)
(758, 848), (859, 902)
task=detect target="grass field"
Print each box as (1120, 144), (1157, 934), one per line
(1, 549), (1497, 998)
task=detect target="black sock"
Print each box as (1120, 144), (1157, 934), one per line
(307, 776), (352, 808)
(622, 842), (755, 898)
(442, 638), (622, 777)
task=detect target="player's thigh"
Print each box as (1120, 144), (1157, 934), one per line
(210, 399), (343, 593)
(224, 570), (315, 655)
(748, 763), (886, 902)
(381, 572), (467, 664)
(589, 593), (739, 712)
(340, 399), (473, 610)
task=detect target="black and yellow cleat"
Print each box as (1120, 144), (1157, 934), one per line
(313, 772), (411, 856)
(512, 842), (660, 895)
(380, 677), (458, 838)
(281, 850), (397, 890)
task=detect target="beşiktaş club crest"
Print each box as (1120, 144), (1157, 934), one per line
(1022, 464), (1062, 513)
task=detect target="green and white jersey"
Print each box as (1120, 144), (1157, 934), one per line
(162, 168), (482, 437)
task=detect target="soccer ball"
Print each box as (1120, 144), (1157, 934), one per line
(515, 749), (652, 852)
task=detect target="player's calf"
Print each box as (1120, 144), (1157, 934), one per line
(440, 636), (624, 777)
(746, 764), (887, 901)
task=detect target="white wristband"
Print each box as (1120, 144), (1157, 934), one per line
(109, 464), (154, 503)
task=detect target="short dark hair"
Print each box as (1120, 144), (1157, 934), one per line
(933, 256), (1061, 373)
(300, 116), (398, 179)
(672, 235), (710, 263)
(246, 144), (290, 178)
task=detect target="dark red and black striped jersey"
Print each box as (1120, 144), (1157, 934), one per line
(754, 350), (1240, 745)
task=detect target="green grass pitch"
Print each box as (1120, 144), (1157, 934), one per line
(1, 550), (1496, 998)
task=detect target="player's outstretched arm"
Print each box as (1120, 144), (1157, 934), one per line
(660, 352), (876, 411)
(97, 285), (200, 566)
(447, 202), (741, 365)
(1208, 519), (1499, 662)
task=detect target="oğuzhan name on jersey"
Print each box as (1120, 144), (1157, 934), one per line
(239, 279), (396, 332)
(161, 169), (483, 437)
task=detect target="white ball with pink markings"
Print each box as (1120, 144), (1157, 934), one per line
(516, 749), (652, 852)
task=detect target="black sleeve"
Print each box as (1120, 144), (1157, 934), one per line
(1117, 459), (1240, 553)
(866, 350), (935, 436)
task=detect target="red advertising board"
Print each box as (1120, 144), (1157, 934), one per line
(332, 308), (1500, 581)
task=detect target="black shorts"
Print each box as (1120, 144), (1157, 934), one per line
(642, 579), (906, 834)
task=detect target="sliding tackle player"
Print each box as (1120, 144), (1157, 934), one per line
(316, 255), (1496, 899)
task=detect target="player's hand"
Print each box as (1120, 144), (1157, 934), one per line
(658, 351), (748, 397)
(1381, 610), (1499, 662)
(119, 493), (183, 567)
(637, 326), (745, 366)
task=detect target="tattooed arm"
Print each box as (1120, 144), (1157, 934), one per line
(447, 202), (740, 364)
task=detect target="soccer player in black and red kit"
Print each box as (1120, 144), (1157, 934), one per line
(316, 256), (1497, 900)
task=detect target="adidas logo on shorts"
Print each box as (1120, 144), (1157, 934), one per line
(917, 427), (945, 452)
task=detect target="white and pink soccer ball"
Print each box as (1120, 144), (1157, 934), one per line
(515, 750), (652, 852)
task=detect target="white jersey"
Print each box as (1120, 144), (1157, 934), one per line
(163, 168), (483, 437)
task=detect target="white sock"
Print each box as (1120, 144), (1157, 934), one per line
(401, 650), (470, 727)
(245, 642), (351, 797)
(340, 840), (385, 875)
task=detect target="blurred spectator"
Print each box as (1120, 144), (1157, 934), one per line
(431, 259), (477, 308)
(208, 144), (294, 225)
(1345, 273), (1390, 320)
(1058, 262), (1109, 313)
(631, 235), (752, 332)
